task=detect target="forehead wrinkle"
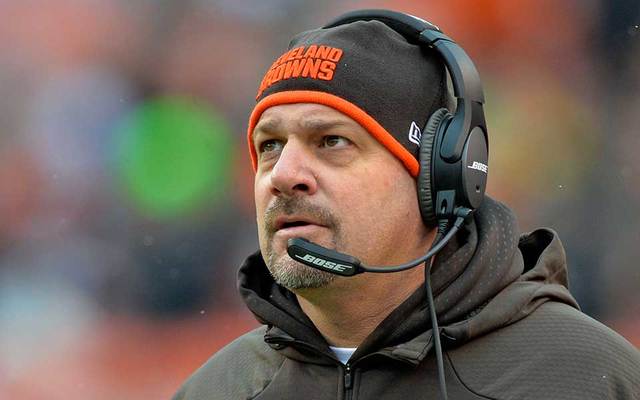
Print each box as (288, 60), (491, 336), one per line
(298, 118), (353, 133)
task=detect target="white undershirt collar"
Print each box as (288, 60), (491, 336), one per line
(329, 346), (357, 364)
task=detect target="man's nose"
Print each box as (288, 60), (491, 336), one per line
(269, 142), (318, 197)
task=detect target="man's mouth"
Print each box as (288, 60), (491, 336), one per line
(273, 216), (326, 236)
(279, 220), (312, 229)
(275, 216), (322, 232)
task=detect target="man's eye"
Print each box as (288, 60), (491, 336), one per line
(322, 135), (351, 148)
(259, 139), (283, 154)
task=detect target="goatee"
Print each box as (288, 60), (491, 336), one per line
(262, 197), (341, 290)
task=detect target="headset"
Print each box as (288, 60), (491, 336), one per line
(324, 10), (488, 226)
(286, 9), (489, 400)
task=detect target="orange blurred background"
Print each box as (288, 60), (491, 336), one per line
(0, 1), (638, 398)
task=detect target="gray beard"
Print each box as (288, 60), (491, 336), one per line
(265, 249), (337, 290)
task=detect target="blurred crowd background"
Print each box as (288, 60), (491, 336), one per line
(0, 0), (638, 398)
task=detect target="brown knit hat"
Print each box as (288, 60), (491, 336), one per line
(247, 19), (447, 176)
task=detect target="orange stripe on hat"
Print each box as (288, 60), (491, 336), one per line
(247, 90), (420, 177)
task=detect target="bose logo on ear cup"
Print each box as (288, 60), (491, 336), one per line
(467, 161), (488, 173)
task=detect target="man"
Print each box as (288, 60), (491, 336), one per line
(174, 11), (640, 400)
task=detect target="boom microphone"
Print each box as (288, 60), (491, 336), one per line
(287, 207), (472, 276)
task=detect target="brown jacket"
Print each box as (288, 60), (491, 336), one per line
(173, 198), (640, 399)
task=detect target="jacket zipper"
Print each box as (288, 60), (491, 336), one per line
(265, 336), (356, 398)
(344, 364), (353, 400)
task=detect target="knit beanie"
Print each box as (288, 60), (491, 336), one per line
(247, 19), (448, 177)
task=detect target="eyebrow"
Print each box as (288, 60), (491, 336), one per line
(252, 115), (358, 149)
(253, 117), (282, 136)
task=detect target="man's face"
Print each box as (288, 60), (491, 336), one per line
(253, 103), (429, 291)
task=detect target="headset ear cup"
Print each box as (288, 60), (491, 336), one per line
(418, 108), (451, 226)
